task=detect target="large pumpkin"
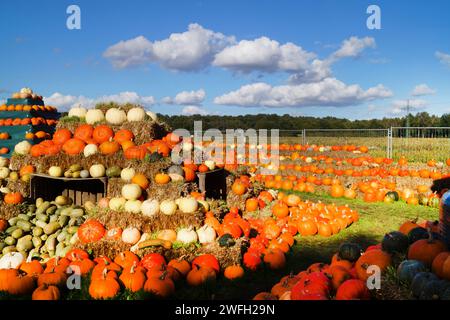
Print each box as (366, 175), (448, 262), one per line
(407, 236), (447, 266)
(52, 129), (72, 145)
(77, 220), (106, 244)
(355, 249), (391, 281)
(99, 141), (120, 155)
(124, 146), (147, 160)
(74, 124), (94, 141)
(114, 129), (134, 143)
(93, 125), (114, 144)
(62, 138), (86, 155)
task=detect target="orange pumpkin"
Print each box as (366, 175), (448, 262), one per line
(99, 141), (120, 155)
(4, 192), (23, 204)
(53, 129), (72, 145)
(62, 138), (86, 155)
(74, 124), (94, 141)
(131, 174), (149, 189)
(154, 173), (170, 184)
(114, 129), (134, 143)
(20, 165), (35, 177)
(93, 125), (114, 144)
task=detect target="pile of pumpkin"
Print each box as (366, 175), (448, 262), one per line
(256, 172), (442, 207)
(253, 218), (450, 300)
(0, 248), (246, 300)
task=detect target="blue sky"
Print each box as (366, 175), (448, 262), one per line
(1, 0), (449, 119)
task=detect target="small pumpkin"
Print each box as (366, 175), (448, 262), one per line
(32, 284), (60, 300)
(397, 260), (427, 283)
(382, 231), (410, 254)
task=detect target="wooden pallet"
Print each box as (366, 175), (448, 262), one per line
(30, 173), (107, 205)
(196, 168), (227, 200)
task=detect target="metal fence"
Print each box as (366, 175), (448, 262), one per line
(391, 127), (450, 162)
(278, 127), (449, 162)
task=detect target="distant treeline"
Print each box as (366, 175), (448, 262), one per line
(158, 112), (450, 131)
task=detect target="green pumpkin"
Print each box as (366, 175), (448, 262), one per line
(383, 195), (394, 204)
(381, 231), (409, 254)
(106, 166), (122, 178)
(419, 280), (450, 300)
(408, 227), (429, 244)
(411, 272), (438, 298)
(218, 234), (235, 247)
(418, 194), (429, 206)
(385, 191), (399, 201)
(337, 242), (362, 262)
(397, 260), (427, 283)
(428, 197), (440, 208)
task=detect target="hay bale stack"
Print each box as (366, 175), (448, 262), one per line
(56, 119), (170, 145)
(0, 204), (24, 220)
(6, 180), (30, 198)
(92, 209), (204, 234)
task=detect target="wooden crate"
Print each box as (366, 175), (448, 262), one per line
(196, 168), (227, 200)
(30, 174), (107, 205)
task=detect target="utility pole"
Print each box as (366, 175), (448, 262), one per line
(406, 99), (410, 138)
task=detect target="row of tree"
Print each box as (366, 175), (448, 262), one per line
(158, 112), (450, 131)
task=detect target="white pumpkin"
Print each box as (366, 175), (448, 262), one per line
(177, 197), (198, 214)
(68, 106), (87, 118)
(105, 108), (127, 125)
(197, 225), (216, 244)
(80, 170), (90, 178)
(14, 140), (32, 155)
(0, 157), (9, 168)
(204, 160), (215, 171)
(159, 199), (177, 215)
(109, 197), (126, 211)
(176, 227), (198, 244)
(0, 252), (25, 269)
(20, 87), (33, 95)
(120, 167), (136, 182)
(141, 199), (160, 217)
(89, 164), (106, 178)
(48, 166), (63, 177)
(0, 167), (10, 179)
(127, 107), (146, 122)
(85, 109), (105, 124)
(0, 187), (11, 194)
(83, 144), (98, 157)
(146, 111), (158, 122)
(124, 200), (142, 214)
(121, 183), (142, 200)
(122, 227), (141, 244)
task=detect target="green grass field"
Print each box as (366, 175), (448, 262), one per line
(174, 192), (439, 299)
(279, 136), (449, 162)
(0, 192), (439, 300)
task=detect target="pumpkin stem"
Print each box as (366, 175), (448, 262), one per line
(102, 267), (108, 279)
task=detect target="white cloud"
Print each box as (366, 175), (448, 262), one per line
(44, 92), (156, 111)
(331, 36), (376, 60)
(103, 36), (154, 68)
(104, 23), (235, 71)
(411, 84), (436, 96)
(390, 99), (428, 114)
(436, 51), (450, 67)
(213, 37), (316, 73)
(162, 89), (206, 105)
(104, 25), (376, 82)
(214, 78), (392, 108)
(182, 105), (208, 115)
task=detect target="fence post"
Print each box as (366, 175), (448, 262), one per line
(388, 127), (393, 159)
(302, 129), (306, 145)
